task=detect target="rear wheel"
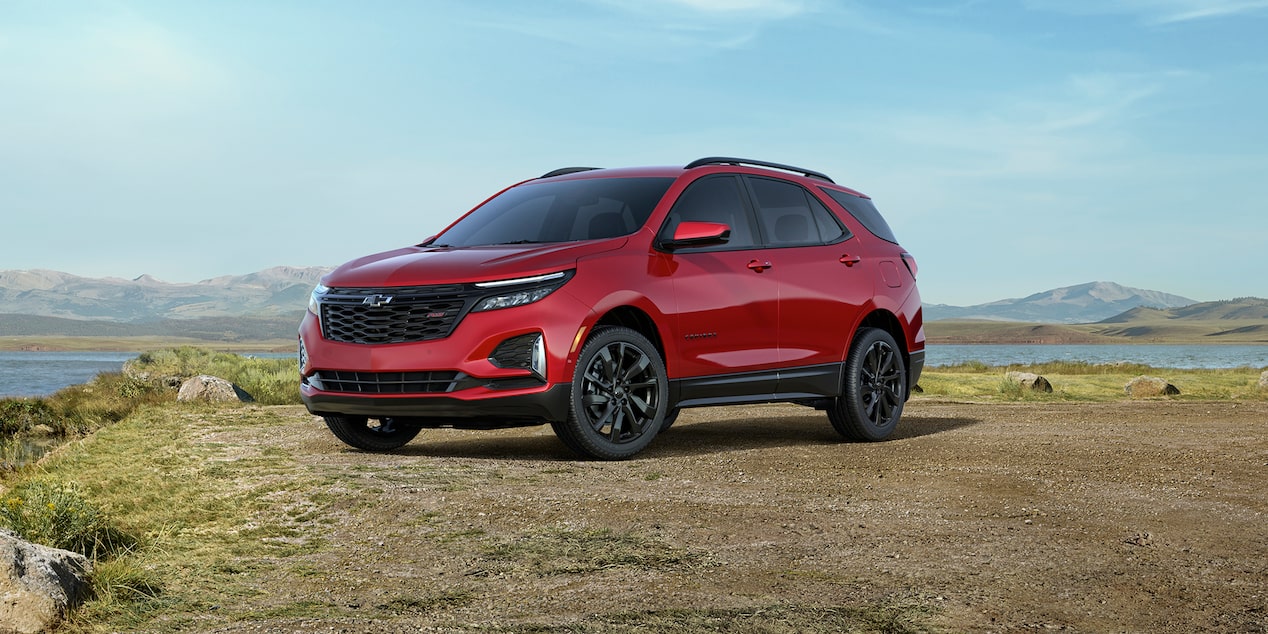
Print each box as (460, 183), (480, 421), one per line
(324, 415), (422, 451)
(552, 327), (668, 460)
(828, 328), (906, 441)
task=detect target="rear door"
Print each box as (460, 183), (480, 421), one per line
(743, 176), (871, 369)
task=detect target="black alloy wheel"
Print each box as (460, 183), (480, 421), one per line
(829, 327), (907, 441)
(552, 327), (668, 460)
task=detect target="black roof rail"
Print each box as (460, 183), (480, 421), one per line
(539, 166), (601, 179)
(685, 157), (834, 183)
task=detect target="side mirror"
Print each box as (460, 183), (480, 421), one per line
(663, 221), (731, 249)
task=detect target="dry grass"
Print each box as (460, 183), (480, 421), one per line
(920, 361), (1267, 402)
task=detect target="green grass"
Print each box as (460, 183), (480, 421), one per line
(919, 361), (1268, 401)
(126, 346), (299, 405)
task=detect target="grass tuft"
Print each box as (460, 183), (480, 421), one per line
(0, 480), (139, 560)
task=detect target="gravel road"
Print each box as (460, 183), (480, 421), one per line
(203, 399), (1268, 632)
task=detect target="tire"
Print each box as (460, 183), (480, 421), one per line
(552, 327), (668, 460)
(659, 407), (681, 432)
(324, 415), (422, 451)
(828, 327), (907, 441)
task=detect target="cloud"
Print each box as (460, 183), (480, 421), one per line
(1025, 0), (1268, 24)
(467, 0), (818, 53)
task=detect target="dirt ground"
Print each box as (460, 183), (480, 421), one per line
(205, 399), (1267, 633)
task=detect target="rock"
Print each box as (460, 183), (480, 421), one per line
(121, 359), (181, 389)
(27, 425), (56, 437)
(1006, 371), (1053, 393)
(177, 375), (253, 403)
(0, 530), (92, 634)
(1259, 370), (1268, 390)
(1125, 375), (1180, 397)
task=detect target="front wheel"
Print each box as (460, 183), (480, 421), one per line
(828, 328), (907, 441)
(324, 415), (422, 451)
(552, 327), (668, 460)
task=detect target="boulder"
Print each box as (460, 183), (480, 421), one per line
(177, 375), (253, 403)
(1259, 370), (1268, 390)
(0, 530), (92, 634)
(1125, 375), (1180, 397)
(1006, 371), (1053, 393)
(121, 359), (181, 388)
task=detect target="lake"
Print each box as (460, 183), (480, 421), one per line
(1, 345), (1265, 399)
(929, 344), (1268, 369)
(0, 351), (295, 398)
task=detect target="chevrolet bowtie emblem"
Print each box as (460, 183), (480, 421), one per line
(363, 294), (394, 308)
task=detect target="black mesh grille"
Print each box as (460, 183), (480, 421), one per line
(319, 285), (476, 344)
(310, 370), (461, 394)
(489, 334), (538, 369)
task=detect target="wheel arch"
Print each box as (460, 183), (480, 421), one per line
(593, 305), (668, 366)
(854, 309), (913, 397)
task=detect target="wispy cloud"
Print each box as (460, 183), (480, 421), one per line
(465, 0), (818, 54)
(1026, 0), (1268, 24)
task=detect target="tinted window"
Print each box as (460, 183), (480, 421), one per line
(749, 177), (848, 246)
(430, 177), (673, 247)
(809, 196), (848, 243)
(659, 175), (757, 248)
(821, 188), (898, 244)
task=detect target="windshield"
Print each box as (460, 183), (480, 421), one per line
(429, 177), (674, 248)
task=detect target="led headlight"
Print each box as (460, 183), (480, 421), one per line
(308, 284), (328, 328)
(471, 271), (572, 312)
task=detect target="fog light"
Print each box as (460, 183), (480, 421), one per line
(530, 334), (546, 380)
(488, 333), (546, 381)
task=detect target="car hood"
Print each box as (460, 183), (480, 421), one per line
(321, 240), (626, 288)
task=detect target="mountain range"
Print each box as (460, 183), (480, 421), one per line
(924, 282), (1196, 323)
(0, 267), (327, 322)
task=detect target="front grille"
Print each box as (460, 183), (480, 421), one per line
(309, 370), (461, 394)
(319, 284), (476, 344)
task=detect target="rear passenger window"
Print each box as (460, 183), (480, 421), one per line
(748, 177), (848, 246)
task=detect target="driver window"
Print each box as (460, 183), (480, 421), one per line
(660, 176), (756, 248)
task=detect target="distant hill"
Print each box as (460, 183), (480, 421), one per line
(925, 281), (1196, 324)
(0, 313), (302, 342)
(928, 297), (1268, 344)
(0, 266), (327, 322)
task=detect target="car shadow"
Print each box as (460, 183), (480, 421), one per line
(649, 413), (980, 458)
(384, 410), (980, 461)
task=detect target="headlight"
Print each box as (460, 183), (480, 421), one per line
(308, 284), (328, 327)
(471, 271), (571, 312)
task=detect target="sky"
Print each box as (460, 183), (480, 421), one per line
(2, 0), (1267, 306)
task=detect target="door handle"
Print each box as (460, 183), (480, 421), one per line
(839, 254), (861, 267)
(747, 259), (772, 272)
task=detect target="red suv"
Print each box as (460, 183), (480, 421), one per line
(299, 158), (924, 459)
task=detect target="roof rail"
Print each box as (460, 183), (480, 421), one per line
(685, 157), (834, 183)
(539, 166), (601, 179)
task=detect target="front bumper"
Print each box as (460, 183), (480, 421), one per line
(301, 382), (572, 428)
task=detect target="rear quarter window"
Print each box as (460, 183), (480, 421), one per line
(821, 188), (899, 244)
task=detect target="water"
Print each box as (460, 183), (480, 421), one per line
(1, 346), (1265, 399)
(0, 351), (138, 398)
(928, 344), (1268, 370)
(0, 351), (295, 398)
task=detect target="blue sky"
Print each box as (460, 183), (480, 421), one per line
(2, 0), (1266, 305)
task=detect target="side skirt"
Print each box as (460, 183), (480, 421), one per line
(669, 363), (844, 410)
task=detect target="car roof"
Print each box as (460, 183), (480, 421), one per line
(534, 158), (869, 198)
